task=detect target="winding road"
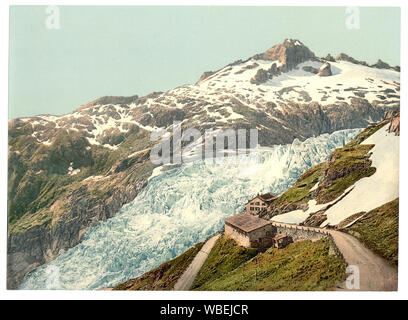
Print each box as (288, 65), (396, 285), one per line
(272, 221), (398, 291)
(329, 230), (398, 291)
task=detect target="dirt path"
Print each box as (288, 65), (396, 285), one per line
(328, 230), (398, 291)
(273, 221), (397, 291)
(173, 234), (220, 291)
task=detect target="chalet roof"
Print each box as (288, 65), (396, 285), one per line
(225, 212), (272, 233)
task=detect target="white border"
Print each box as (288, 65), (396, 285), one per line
(1, 0), (407, 300)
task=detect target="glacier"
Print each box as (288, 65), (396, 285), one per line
(19, 128), (361, 290)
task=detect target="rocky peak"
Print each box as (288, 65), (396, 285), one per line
(372, 59), (391, 69)
(371, 59), (400, 72)
(335, 53), (369, 66)
(324, 54), (335, 62)
(78, 95), (139, 110)
(253, 39), (316, 70)
(196, 71), (215, 84)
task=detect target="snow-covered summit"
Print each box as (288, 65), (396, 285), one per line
(10, 40), (400, 152)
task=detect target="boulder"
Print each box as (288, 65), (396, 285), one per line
(324, 54), (335, 62)
(302, 66), (319, 74)
(318, 62), (332, 77)
(250, 69), (269, 85)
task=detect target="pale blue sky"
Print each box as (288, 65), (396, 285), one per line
(9, 6), (400, 119)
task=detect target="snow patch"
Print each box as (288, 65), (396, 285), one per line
(322, 126), (399, 227)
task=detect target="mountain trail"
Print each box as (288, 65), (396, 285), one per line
(173, 234), (221, 291)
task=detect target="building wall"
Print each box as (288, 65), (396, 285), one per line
(246, 198), (267, 215)
(247, 224), (276, 243)
(273, 224), (328, 242)
(225, 223), (277, 248)
(225, 224), (251, 248)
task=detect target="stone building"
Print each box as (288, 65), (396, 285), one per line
(245, 193), (276, 215)
(225, 212), (277, 249)
(272, 233), (293, 249)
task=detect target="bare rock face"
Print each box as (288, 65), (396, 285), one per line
(196, 71), (215, 84)
(250, 63), (282, 85)
(318, 62), (332, 77)
(324, 54), (335, 62)
(388, 112), (400, 135)
(253, 39), (316, 70)
(301, 210), (327, 227)
(372, 59), (392, 69)
(79, 95), (139, 110)
(250, 40), (318, 85)
(302, 66), (319, 74)
(371, 59), (400, 72)
(336, 53), (369, 66)
(7, 179), (149, 289)
(250, 68), (270, 85)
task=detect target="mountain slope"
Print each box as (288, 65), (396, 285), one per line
(7, 39), (400, 289)
(269, 116), (399, 228)
(342, 198), (398, 265)
(194, 238), (345, 291)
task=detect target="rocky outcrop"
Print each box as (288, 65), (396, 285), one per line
(7, 179), (148, 289)
(372, 59), (392, 69)
(254, 39), (316, 70)
(388, 112), (400, 135)
(302, 66), (319, 74)
(371, 59), (400, 72)
(79, 95), (139, 110)
(250, 69), (269, 85)
(250, 63), (282, 84)
(318, 62), (332, 77)
(196, 71), (215, 84)
(324, 54), (335, 62)
(250, 40), (333, 83)
(335, 53), (369, 66)
(324, 98), (391, 132)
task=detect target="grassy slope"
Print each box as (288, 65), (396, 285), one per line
(114, 242), (204, 290)
(272, 163), (325, 206)
(196, 239), (346, 291)
(315, 144), (376, 203)
(191, 236), (258, 290)
(343, 198), (399, 265)
(268, 122), (387, 216)
(8, 123), (153, 234)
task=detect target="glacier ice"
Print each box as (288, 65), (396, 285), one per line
(19, 128), (361, 290)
